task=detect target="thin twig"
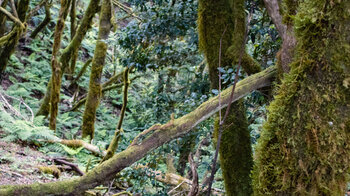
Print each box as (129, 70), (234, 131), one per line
(103, 178), (116, 196)
(27, 0), (46, 19)
(53, 158), (85, 176)
(112, 0), (142, 22)
(187, 152), (198, 196)
(1, 92), (34, 122)
(206, 25), (228, 196)
(218, 26), (227, 134)
(0, 93), (25, 120)
(167, 181), (185, 195)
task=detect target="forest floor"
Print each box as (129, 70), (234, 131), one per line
(0, 140), (128, 195)
(0, 140), (74, 186)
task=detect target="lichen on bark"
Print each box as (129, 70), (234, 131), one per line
(253, 1), (350, 195)
(49, 0), (71, 130)
(36, 0), (100, 117)
(81, 0), (112, 140)
(101, 68), (129, 162)
(0, 0), (29, 77)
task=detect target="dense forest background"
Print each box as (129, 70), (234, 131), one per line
(0, 0), (349, 195)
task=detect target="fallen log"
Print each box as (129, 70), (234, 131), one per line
(0, 67), (276, 196)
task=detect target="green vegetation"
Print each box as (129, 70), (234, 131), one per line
(0, 0), (348, 195)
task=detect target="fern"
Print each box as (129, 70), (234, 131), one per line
(0, 108), (57, 143)
(58, 144), (84, 155)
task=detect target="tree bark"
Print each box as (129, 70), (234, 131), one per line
(81, 0), (112, 140)
(0, 0), (9, 36)
(0, 66), (276, 196)
(30, 0), (51, 39)
(36, 0), (100, 117)
(49, 0), (71, 131)
(263, 0), (297, 74)
(253, 1), (350, 195)
(0, 0), (29, 77)
(198, 0), (257, 195)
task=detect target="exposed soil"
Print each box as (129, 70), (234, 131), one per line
(0, 141), (130, 195)
(0, 141), (73, 186)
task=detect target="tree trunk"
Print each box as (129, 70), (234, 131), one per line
(81, 0), (112, 140)
(49, 0), (71, 131)
(0, 0), (9, 36)
(253, 1), (350, 195)
(198, 0), (257, 195)
(30, 0), (51, 39)
(0, 66), (276, 196)
(0, 0), (29, 77)
(263, 0), (297, 75)
(101, 68), (129, 162)
(66, 0), (77, 80)
(36, 0), (100, 117)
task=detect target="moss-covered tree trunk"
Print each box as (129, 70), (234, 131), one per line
(67, 0), (77, 80)
(253, 1), (350, 195)
(81, 0), (112, 140)
(0, 0), (9, 36)
(101, 68), (129, 162)
(49, 0), (71, 130)
(36, 0), (100, 117)
(198, 0), (258, 195)
(0, 0), (29, 77)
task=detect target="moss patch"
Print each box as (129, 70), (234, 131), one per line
(253, 1), (350, 195)
(198, 0), (257, 195)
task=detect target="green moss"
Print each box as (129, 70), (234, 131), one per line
(38, 166), (61, 178)
(49, 0), (70, 131)
(253, 1), (350, 195)
(213, 101), (253, 195)
(198, 0), (255, 195)
(198, 0), (260, 80)
(0, 0), (29, 76)
(61, 139), (83, 148)
(36, 0), (100, 117)
(0, 0), (9, 36)
(281, 0), (299, 25)
(82, 0), (112, 140)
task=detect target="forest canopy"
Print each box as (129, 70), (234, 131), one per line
(0, 0), (349, 195)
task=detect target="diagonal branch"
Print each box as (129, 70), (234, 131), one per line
(112, 0), (142, 22)
(263, 0), (297, 73)
(9, 0), (18, 18)
(263, 0), (286, 37)
(0, 67), (276, 196)
(0, 6), (25, 29)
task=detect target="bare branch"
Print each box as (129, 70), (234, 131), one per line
(9, 0), (18, 18)
(263, 0), (286, 37)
